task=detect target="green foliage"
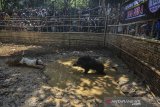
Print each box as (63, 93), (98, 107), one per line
(0, 2), (1, 10)
(48, 0), (89, 10)
(70, 0), (88, 8)
(0, 0), (123, 11)
(0, 0), (4, 10)
(54, 0), (65, 10)
(88, 0), (100, 8)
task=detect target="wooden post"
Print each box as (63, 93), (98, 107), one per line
(135, 23), (138, 36)
(69, 3), (71, 32)
(78, 13), (80, 32)
(46, 18), (48, 32)
(102, 0), (108, 47)
(127, 25), (129, 34)
(68, 33), (70, 47)
(88, 17), (89, 32)
(150, 20), (155, 38)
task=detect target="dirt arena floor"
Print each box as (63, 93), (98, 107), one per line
(0, 43), (159, 107)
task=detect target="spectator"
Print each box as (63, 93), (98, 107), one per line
(118, 22), (123, 33)
(4, 13), (10, 20)
(143, 21), (151, 38)
(129, 28), (135, 35)
(4, 13), (10, 29)
(0, 12), (5, 30)
(155, 19), (160, 40)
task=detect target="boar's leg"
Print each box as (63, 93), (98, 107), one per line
(84, 68), (89, 74)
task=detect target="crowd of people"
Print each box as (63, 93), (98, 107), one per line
(0, 7), (105, 33)
(131, 20), (160, 40)
(0, 5), (159, 40)
(104, 3), (160, 40)
(108, 20), (160, 40)
(106, 4), (160, 40)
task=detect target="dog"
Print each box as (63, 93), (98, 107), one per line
(6, 57), (45, 69)
(73, 56), (105, 75)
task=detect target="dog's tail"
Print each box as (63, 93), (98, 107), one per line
(6, 57), (22, 66)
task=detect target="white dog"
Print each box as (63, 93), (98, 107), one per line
(6, 57), (45, 69)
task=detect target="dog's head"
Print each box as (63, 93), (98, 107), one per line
(36, 59), (45, 65)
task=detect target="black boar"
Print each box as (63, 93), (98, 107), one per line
(73, 56), (105, 75)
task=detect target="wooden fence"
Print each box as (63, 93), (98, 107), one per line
(0, 31), (104, 47)
(106, 33), (160, 96)
(0, 31), (160, 96)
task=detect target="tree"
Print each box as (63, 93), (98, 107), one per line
(0, 0), (6, 10)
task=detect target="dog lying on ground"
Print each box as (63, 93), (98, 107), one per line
(73, 56), (105, 75)
(6, 57), (45, 69)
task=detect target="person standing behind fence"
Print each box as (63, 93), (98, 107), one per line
(144, 21), (151, 38)
(155, 19), (160, 40)
(4, 13), (10, 30)
(0, 12), (4, 30)
(4, 13), (10, 20)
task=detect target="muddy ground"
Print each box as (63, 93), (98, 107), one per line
(0, 43), (159, 107)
